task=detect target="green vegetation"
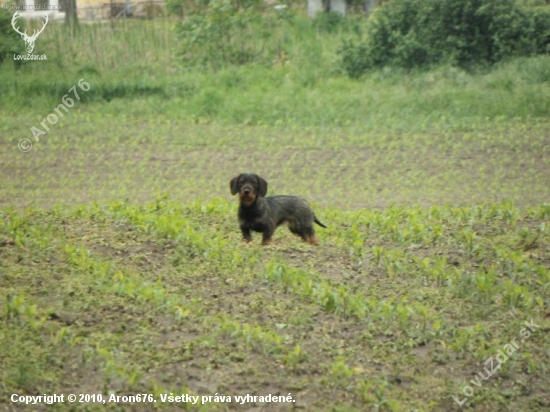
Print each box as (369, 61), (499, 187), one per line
(1, 199), (549, 410)
(1, 0), (550, 410)
(0, 9), (24, 63)
(339, 0), (550, 76)
(1, 12), (550, 127)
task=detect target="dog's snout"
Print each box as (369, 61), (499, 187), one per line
(243, 187), (251, 195)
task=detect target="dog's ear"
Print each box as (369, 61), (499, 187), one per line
(229, 175), (241, 195)
(256, 175), (268, 197)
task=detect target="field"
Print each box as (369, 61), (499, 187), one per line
(1, 13), (550, 412)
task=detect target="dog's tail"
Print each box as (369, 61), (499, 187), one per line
(314, 215), (327, 228)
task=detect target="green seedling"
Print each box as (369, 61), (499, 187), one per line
(283, 344), (308, 370)
(330, 357), (355, 386)
(4, 293), (42, 328)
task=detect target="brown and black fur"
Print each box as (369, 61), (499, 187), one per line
(230, 173), (327, 245)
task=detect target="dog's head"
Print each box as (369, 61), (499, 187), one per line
(229, 173), (268, 206)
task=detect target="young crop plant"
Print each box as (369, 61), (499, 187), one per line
(4, 293), (42, 329)
(266, 263), (314, 297)
(380, 249), (406, 280)
(342, 222), (366, 258)
(283, 344), (308, 371)
(501, 280), (534, 309)
(329, 357), (356, 388)
(208, 315), (287, 355)
(517, 228), (540, 252)
(264, 263), (369, 319)
(536, 265), (550, 289)
(53, 326), (83, 348)
(459, 227), (478, 256)
(496, 248), (525, 280)
(472, 266), (498, 304)
(414, 256), (449, 286)
(428, 223), (445, 246)
(371, 245), (384, 266)
(94, 344), (144, 389)
(356, 377), (399, 411)
(174, 305), (192, 324)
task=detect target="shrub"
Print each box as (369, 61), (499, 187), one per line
(0, 9), (24, 64)
(339, 38), (370, 79)
(339, 0), (550, 77)
(177, 0), (294, 69)
(531, 6), (550, 54)
(312, 11), (346, 33)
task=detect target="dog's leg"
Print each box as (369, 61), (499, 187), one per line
(241, 227), (252, 243)
(308, 234), (318, 246)
(290, 222), (318, 246)
(261, 227), (275, 245)
(302, 231), (318, 245)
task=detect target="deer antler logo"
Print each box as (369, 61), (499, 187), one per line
(12, 11), (49, 54)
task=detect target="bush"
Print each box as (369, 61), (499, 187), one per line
(339, 38), (370, 79)
(177, 0), (294, 69)
(531, 6), (550, 54)
(0, 9), (24, 64)
(312, 11), (346, 33)
(339, 0), (550, 77)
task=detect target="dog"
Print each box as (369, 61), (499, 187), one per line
(229, 173), (326, 245)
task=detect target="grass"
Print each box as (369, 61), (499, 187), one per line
(1, 10), (550, 412)
(1, 16), (550, 128)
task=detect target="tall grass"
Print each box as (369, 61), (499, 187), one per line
(1, 14), (550, 131)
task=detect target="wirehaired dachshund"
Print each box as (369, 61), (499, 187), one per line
(230, 173), (326, 245)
